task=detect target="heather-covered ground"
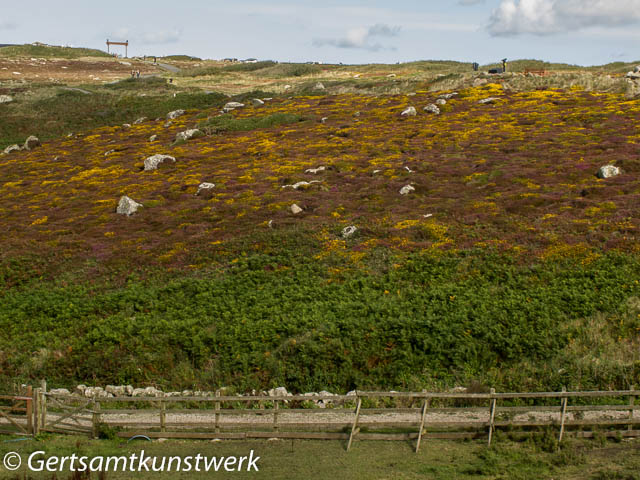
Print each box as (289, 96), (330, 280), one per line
(1, 71), (639, 393)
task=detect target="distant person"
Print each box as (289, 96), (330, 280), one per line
(502, 58), (507, 73)
(136, 70), (140, 79)
(473, 62), (479, 72)
(131, 70), (135, 78)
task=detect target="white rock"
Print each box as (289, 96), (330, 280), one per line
(282, 181), (320, 190)
(175, 129), (203, 142)
(133, 117), (147, 124)
(400, 184), (415, 195)
(149, 135), (158, 142)
(3, 144), (21, 155)
(401, 106), (417, 117)
(314, 82), (325, 90)
(387, 73), (396, 78)
(435, 98), (446, 106)
(166, 109), (185, 120)
(341, 226), (357, 238)
(144, 154), (175, 171)
(597, 165), (621, 179)
(0, 95), (13, 104)
(251, 98), (265, 106)
(404, 166), (414, 173)
(23, 135), (41, 151)
(116, 196), (143, 216)
(164, 121), (173, 128)
(321, 117), (328, 124)
(49, 388), (71, 396)
(196, 182), (216, 195)
(122, 123), (131, 128)
(478, 97), (499, 105)
(305, 166), (326, 174)
(423, 104), (440, 115)
(438, 92), (458, 100)
(132, 388), (146, 397)
(105, 385), (126, 396)
(223, 102), (245, 110)
(269, 387), (289, 397)
(283, 84), (292, 90)
(423, 213), (433, 218)
(290, 204), (303, 214)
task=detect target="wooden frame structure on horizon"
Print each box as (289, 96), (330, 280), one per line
(106, 39), (128, 57)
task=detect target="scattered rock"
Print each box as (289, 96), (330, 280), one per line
(175, 129), (203, 142)
(353, 111), (361, 118)
(435, 98), (447, 106)
(49, 388), (71, 396)
(0, 95), (13, 104)
(196, 182), (216, 195)
(105, 385), (126, 396)
(166, 109), (185, 120)
(149, 134), (158, 142)
(387, 73), (396, 78)
(116, 196), (143, 216)
(314, 82), (325, 90)
(320, 117), (328, 124)
(423, 104), (440, 115)
(223, 102), (245, 112)
(251, 98), (265, 106)
(438, 92), (458, 100)
(144, 154), (176, 171)
(399, 184), (415, 195)
(478, 97), (500, 105)
(268, 220), (274, 228)
(473, 78), (488, 87)
(164, 121), (173, 128)
(341, 226), (357, 239)
(3, 144), (21, 155)
(282, 181), (319, 190)
(597, 165), (621, 179)
(133, 117), (147, 125)
(23, 136), (41, 151)
(401, 106), (417, 117)
(305, 166), (326, 174)
(268, 387), (290, 397)
(122, 123), (131, 128)
(290, 204), (303, 214)
(404, 166), (414, 173)
(635, 65), (640, 73)
(283, 84), (292, 90)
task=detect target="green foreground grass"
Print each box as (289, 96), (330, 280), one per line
(2, 434), (640, 479)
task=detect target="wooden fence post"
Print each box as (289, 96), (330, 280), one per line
(629, 385), (635, 432)
(487, 388), (496, 446)
(215, 390), (221, 433)
(160, 401), (166, 433)
(40, 380), (47, 430)
(32, 387), (40, 435)
(25, 385), (33, 435)
(347, 395), (362, 452)
(558, 387), (568, 444)
(273, 400), (279, 433)
(415, 395), (429, 453)
(92, 398), (101, 439)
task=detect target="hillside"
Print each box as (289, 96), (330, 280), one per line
(1, 75), (639, 394)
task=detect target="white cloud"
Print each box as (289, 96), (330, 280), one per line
(488, 0), (640, 36)
(313, 24), (400, 51)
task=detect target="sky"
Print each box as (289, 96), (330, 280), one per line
(1, 0), (640, 65)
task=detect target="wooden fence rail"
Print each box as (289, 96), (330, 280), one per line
(2, 385), (639, 452)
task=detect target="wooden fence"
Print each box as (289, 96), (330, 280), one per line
(3, 383), (640, 452)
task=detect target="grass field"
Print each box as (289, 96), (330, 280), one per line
(2, 434), (640, 479)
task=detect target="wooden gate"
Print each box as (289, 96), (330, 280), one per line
(0, 387), (33, 435)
